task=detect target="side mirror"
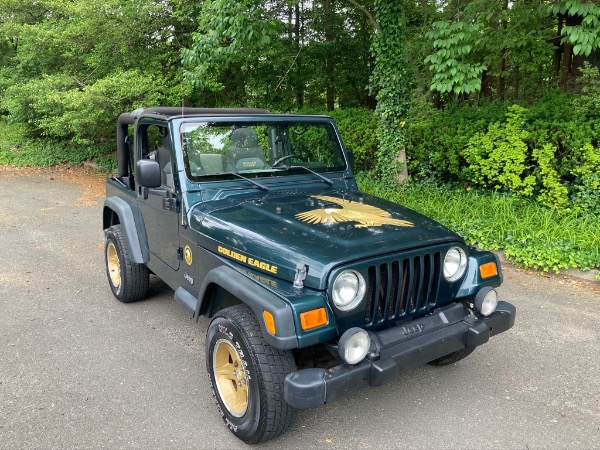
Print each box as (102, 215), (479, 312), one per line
(345, 148), (354, 171)
(136, 159), (161, 188)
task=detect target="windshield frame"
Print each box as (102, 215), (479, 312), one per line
(178, 115), (349, 184)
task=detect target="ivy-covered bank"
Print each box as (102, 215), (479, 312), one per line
(357, 175), (600, 279)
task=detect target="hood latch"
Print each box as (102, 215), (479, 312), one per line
(293, 263), (308, 290)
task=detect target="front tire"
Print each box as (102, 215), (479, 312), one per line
(206, 305), (297, 444)
(104, 225), (149, 303)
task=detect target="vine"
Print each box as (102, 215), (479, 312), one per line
(369, 0), (411, 187)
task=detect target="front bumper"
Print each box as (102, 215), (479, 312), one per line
(284, 301), (516, 409)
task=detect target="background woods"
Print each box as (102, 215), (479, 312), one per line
(0, 0), (599, 206)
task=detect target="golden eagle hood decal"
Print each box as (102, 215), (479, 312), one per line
(295, 195), (414, 228)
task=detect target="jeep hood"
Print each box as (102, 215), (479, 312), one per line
(190, 190), (461, 290)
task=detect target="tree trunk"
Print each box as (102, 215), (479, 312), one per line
(560, 42), (573, 88)
(324, 0), (335, 111)
(394, 150), (409, 184)
(418, 0), (429, 26)
(371, 0), (410, 184)
(498, 0), (508, 100)
(559, 13), (583, 88)
(498, 51), (506, 100)
(553, 16), (564, 78)
(295, 2), (304, 107)
(481, 70), (494, 99)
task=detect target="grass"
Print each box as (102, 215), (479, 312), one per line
(357, 174), (600, 277)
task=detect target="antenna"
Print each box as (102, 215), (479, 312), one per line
(181, 72), (185, 118)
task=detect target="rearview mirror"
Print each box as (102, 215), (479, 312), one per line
(345, 148), (354, 171)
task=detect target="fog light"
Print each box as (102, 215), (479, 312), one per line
(474, 287), (498, 316)
(338, 328), (370, 365)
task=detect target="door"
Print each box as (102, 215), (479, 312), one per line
(137, 123), (181, 271)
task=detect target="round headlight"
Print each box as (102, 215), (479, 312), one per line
(474, 287), (498, 316)
(332, 270), (366, 311)
(338, 328), (370, 365)
(443, 247), (467, 282)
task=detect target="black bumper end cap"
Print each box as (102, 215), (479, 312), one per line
(467, 321), (490, 347)
(284, 368), (326, 409)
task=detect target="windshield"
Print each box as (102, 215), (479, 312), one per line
(180, 120), (347, 182)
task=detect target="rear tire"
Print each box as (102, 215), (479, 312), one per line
(429, 347), (476, 366)
(206, 305), (297, 444)
(104, 225), (149, 303)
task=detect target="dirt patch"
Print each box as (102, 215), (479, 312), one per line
(0, 165), (108, 207)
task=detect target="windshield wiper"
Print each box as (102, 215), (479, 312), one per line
(218, 172), (270, 191)
(287, 165), (334, 186)
(187, 172), (270, 192)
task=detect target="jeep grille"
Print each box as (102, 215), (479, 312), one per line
(364, 252), (442, 326)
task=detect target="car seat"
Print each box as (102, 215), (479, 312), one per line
(225, 128), (267, 172)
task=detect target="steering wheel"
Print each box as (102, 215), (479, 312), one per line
(272, 154), (296, 167)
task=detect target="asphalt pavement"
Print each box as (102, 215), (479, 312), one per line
(1, 169), (599, 449)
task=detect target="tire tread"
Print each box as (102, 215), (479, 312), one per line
(216, 305), (297, 444)
(105, 225), (149, 303)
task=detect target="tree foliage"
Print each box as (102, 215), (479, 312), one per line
(552, 0), (600, 56)
(425, 21), (486, 95)
(182, 0), (278, 92)
(0, 0), (599, 210)
(0, 0), (198, 142)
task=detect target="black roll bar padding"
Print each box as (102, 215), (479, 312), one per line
(117, 113), (135, 178)
(139, 107), (271, 117)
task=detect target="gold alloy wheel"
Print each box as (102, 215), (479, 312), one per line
(213, 339), (249, 417)
(106, 241), (121, 289)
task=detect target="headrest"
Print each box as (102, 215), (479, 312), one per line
(230, 128), (259, 148)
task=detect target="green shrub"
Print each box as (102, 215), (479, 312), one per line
(407, 101), (508, 179)
(463, 105), (535, 196)
(570, 143), (600, 214)
(1, 74), (73, 137)
(523, 90), (598, 178)
(298, 107), (378, 172)
(1, 70), (180, 144)
(406, 91), (600, 214)
(532, 143), (568, 209)
(574, 63), (600, 118)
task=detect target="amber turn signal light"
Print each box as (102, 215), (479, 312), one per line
(479, 262), (498, 279)
(263, 310), (276, 335)
(300, 308), (328, 331)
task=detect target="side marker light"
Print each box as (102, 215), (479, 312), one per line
(300, 308), (328, 331)
(479, 262), (498, 279)
(263, 310), (276, 335)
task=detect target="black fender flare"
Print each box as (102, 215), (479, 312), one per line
(196, 266), (298, 350)
(103, 196), (149, 264)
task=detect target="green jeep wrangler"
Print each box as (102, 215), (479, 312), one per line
(103, 107), (516, 444)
